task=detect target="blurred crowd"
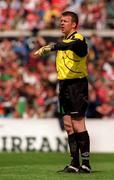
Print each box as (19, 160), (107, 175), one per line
(0, 0), (114, 31)
(0, 34), (114, 119)
(0, 0), (114, 120)
(87, 35), (114, 118)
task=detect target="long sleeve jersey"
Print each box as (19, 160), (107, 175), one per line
(51, 31), (88, 80)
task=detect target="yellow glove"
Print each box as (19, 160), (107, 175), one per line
(34, 45), (53, 56)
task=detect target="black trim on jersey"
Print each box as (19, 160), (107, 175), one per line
(63, 56), (81, 74)
(65, 31), (77, 39)
(52, 38), (87, 57)
(64, 52), (80, 62)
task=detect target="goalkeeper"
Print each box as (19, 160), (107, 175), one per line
(34, 11), (91, 173)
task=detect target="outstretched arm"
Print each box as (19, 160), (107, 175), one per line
(34, 44), (55, 56)
(34, 39), (87, 57)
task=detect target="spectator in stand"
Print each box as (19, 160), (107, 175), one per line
(86, 84), (101, 118)
(107, 0), (114, 28)
(13, 36), (30, 65)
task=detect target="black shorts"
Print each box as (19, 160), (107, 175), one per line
(59, 77), (88, 117)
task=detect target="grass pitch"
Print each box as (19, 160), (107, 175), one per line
(0, 152), (114, 180)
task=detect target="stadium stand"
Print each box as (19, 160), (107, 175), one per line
(0, 0), (114, 119)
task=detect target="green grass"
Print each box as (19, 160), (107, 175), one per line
(0, 152), (114, 180)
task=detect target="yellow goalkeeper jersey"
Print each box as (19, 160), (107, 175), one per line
(56, 32), (88, 80)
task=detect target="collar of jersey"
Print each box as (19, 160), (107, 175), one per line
(65, 31), (77, 40)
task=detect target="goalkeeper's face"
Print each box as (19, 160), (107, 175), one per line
(60, 15), (77, 36)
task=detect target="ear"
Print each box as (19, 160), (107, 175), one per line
(72, 22), (77, 29)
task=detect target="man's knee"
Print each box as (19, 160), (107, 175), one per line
(64, 122), (73, 134)
(72, 117), (86, 132)
(63, 115), (74, 134)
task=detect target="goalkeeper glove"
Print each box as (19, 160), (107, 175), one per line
(34, 44), (54, 56)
